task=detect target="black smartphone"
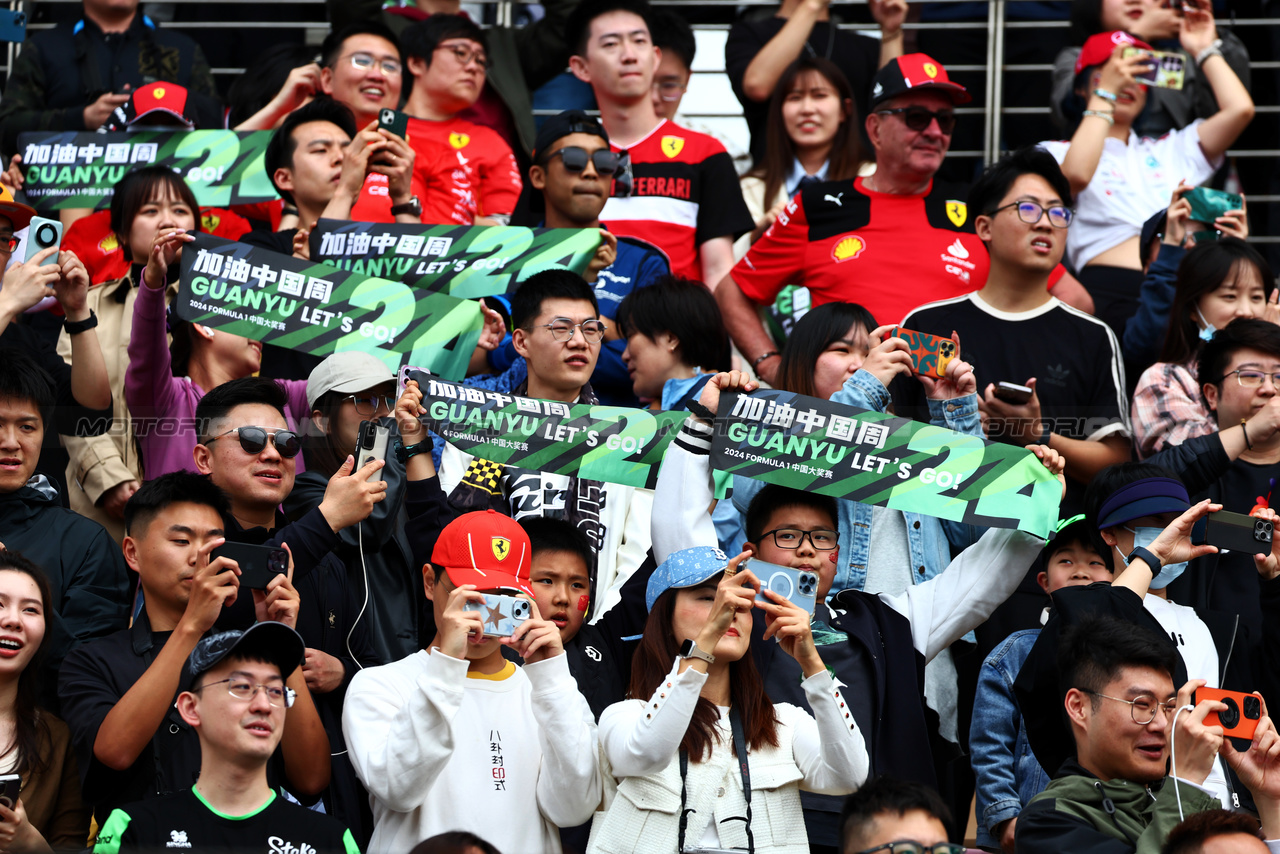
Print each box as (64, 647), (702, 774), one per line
(0, 774), (18, 809)
(377, 107), (409, 139)
(1204, 510), (1273, 555)
(210, 542), (288, 589)
(994, 381), (1033, 404)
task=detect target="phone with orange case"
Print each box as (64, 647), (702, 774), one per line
(889, 327), (957, 379)
(1194, 687), (1262, 740)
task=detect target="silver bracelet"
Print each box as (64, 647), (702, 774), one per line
(1083, 109), (1115, 125)
(1196, 39), (1223, 65)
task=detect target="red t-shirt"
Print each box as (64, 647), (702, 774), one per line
(407, 116), (521, 219)
(348, 145), (476, 226)
(599, 119), (753, 282)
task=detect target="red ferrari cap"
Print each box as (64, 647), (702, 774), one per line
(870, 53), (971, 109)
(1075, 31), (1153, 76)
(430, 510), (533, 596)
(122, 83), (195, 129)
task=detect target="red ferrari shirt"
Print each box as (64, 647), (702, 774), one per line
(348, 143), (475, 226)
(734, 176), (992, 326)
(64, 207), (250, 285)
(600, 119), (753, 282)
(407, 116), (521, 219)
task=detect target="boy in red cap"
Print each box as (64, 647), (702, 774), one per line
(341, 509), (601, 854)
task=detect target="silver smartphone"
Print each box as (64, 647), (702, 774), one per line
(750, 559), (819, 616)
(463, 592), (533, 638)
(356, 420), (390, 482)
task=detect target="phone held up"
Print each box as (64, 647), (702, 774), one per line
(1203, 510), (1273, 556)
(748, 558), (819, 617)
(24, 216), (63, 267)
(357, 420), (390, 483)
(210, 542), (288, 590)
(888, 326), (958, 379)
(462, 592), (533, 638)
(1194, 687), (1263, 740)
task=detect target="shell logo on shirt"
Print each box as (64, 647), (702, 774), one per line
(923, 63), (939, 79)
(832, 235), (867, 262)
(449, 132), (471, 149)
(946, 200), (967, 227)
(98, 232), (119, 252)
(660, 136), (685, 158)
(491, 537), (511, 560)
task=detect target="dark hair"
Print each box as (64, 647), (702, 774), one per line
(1158, 238), (1275, 365)
(302, 387), (356, 480)
(839, 776), (954, 852)
(1163, 809), (1265, 854)
(750, 57), (863, 212)
(1057, 615), (1180, 712)
(521, 516), (593, 570)
(1083, 461), (1182, 560)
(0, 551), (53, 781)
(745, 484), (839, 544)
(1197, 318), (1280, 407)
(110, 166), (202, 262)
(615, 276), (730, 372)
(0, 347), (54, 425)
(1040, 517), (1112, 578)
(567, 0), (654, 58)
(630, 586), (779, 761)
(194, 376), (290, 445)
(969, 146), (1075, 214)
(264, 97), (358, 207)
(408, 831), (503, 854)
(320, 21), (403, 70)
(1067, 0), (1106, 45)
(509, 269), (598, 330)
(226, 44), (321, 128)
(124, 472), (231, 537)
(649, 8), (695, 68)
(775, 302), (878, 398)
(401, 13), (488, 65)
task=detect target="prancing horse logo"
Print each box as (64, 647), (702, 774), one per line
(491, 537), (511, 560)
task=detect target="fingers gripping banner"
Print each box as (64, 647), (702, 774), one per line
(712, 390), (1061, 538)
(177, 233), (483, 379)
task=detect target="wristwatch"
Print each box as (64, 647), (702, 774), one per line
(63, 310), (98, 335)
(389, 195), (422, 217)
(393, 436), (433, 465)
(1127, 546), (1162, 581)
(679, 639), (714, 664)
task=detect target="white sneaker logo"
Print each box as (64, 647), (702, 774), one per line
(824, 193), (844, 207)
(947, 238), (969, 259)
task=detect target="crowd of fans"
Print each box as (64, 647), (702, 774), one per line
(0, 0), (1276, 852)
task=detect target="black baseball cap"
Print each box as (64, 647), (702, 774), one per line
(1140, 208), (1168, 264)
(869, 53), (971, 110)
(532, 109), (609, 161)
(186, 622), (305, 686)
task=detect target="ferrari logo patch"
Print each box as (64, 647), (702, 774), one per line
(152, 85), (165, 100)
(449, 132), (470, 149)
(491, 537), (511, 561)
(660, 135), (684, 158)
(946, 200), (967, 227)
(923, 63), (939, 79)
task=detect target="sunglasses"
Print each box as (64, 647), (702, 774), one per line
(874, 106), (957, 135)
(204, 426), (302, 458)
(545, 146), (622, 177)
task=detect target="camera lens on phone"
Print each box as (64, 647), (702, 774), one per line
(1219, 697), (1241, 729)
(1244, 695), (1262, 719)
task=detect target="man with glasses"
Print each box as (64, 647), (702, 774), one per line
(93, 622), (359, 853)
(401, 15), (522, 227)
(895, 147), (1131, 512)
(1014, 615), (1280, 852)
(838, 775), (962, 854)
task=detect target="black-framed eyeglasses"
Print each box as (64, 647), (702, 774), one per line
(344, 51), (402, 77)
(1081, 689), (1179, 725)
(1225, 369), (1280, 388)
(856, 842), (967, 854)
(874, 106), (957, 135)
(989, 200), (1073, 228)
(436, 42), (491, 70)
(544, 146), (621, 177)
(532, 318), (608, 343)
(195, 677), (296, 708)
(204, 426), (302, 458)
(343, 395), (396, 417)
(0, 235), (16, 254)
(759, 527), (839, 551)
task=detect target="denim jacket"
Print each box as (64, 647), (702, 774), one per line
(731, 369), (987, 597)
(970, 628), (1050, 849)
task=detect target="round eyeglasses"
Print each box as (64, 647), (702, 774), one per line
(532, 319), (608, 343)
(1081, 689), (1179, 725)
(989, 200), (1073, 228)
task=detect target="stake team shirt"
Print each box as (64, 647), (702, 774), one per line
(733, 176), (992, 327)
(600, 119), (753, 282)
(407, 116), (522, 221)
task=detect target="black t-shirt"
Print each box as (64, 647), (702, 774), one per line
(725, 16), (879, 164)
(94, 789), (358, 854)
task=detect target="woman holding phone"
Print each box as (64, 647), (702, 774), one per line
(587, 546), (867, 853)
(0, 550), (90, 852)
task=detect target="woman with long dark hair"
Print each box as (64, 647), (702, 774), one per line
(587, 546), (866, 853)
(773, 302), (878, 400)
(0, 550), (89, 851)
(1131, 238), (1275, 458)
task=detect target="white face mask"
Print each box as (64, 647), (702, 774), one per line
(1116, 525), (1188, 590)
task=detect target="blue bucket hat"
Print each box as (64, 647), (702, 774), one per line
(647, 546), (731, 611)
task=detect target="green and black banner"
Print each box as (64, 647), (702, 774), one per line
(176, 233), (483, 379)
(712, 390), (1061, 538)
(17, 131), (277, 212)
(417, 376), (688, 490)
(309, 219), (602, 298)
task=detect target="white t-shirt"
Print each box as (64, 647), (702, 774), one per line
(1040, 121), (1221, 270)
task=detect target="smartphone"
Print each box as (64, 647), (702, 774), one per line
(0, 10), (26, 43)
(994, 381), (1033, 405)
(377, 107), (409, 139)
(1204, 510), (1273, 555)
(1194, 687), (1262, 740)
(1122, 47), (1186, 90)
(356, 420), (389, 482)
(24, 216), (62, 266)
(462, 592), (533, 638)
(1185, 187), (1243, 224)
(749, 559), (819, 616)
(396, 364), (432, 400)
(0, 774), (18, 810)
(210, 542), (288, 589)
(888, 326), (957, 379)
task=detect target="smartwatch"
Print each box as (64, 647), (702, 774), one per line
(679, 639), (714, 664)
(393, 436), (433, 465)
(1127, 546), (1162, 581)
(63, 310), (99, 335)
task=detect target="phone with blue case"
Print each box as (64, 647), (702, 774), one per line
(750, 559), (819, 616)
(0, 10), (26, 43)
(463, 592), (533, 638)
